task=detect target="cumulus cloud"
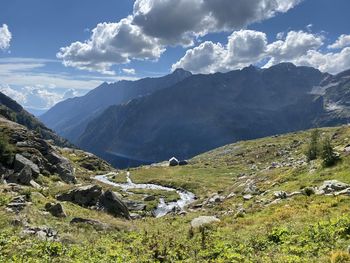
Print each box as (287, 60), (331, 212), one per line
(328, 34), (350, 49)
(58, 0), (302, 73)
(57, 17), (165, 75)
(0, 24), (12, 50)
(173, 29), (350, 74)
(133, 0), (302, 45)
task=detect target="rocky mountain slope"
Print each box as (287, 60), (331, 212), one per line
(0, 92), (71, 148)
(78, 63), (348, 168)
(40, 69), (192, 142)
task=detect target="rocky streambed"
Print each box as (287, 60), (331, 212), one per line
(94, 172), (196, 218)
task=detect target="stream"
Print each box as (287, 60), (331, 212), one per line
(94, 172), (196, 218)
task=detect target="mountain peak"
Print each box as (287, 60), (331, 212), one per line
(172, 68), (192, 77)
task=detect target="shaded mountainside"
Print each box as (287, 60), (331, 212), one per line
(78, 63), (338, 167)
(39, 69), (192, 142)
(0, 91), (72, 148)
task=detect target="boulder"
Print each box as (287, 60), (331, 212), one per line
(5, 167), (33, 185)
(6, 195), (28, 213)
(125, 200), (147, 212)
(169, 157), (179, 167)
(45, 203), (67, 218)
(243, 194), (253, 201)
(46, 151), (76, 183)
(274, 191), (288, 199)
(56, 185), (102, 207)
(99, 190), (131, 219)
(191, 216), (221, 228)
(21, 226), (58, 241)
(14, 154), (40, 178)
(208, 194), (225, 204)
(319, 180), (349, 194)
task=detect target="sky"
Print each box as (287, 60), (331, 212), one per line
(0, 0), (350, 115)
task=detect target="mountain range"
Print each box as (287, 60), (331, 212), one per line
(40, 63), (350, 168)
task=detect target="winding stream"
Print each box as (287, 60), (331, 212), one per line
(94, 172), (196, 218)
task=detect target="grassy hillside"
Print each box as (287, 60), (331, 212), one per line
(2, 124), (350, 262)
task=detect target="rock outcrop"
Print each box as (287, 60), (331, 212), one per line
(99, 190), (131, 219)
(56, 185), (102, 207)
(57, 185), (131, 219)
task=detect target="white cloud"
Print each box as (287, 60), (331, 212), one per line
(133, 0), (302, 45)
(328, 34), (350, 49)
(265, 30), (323, 66)
(57, 17), (165, 75)
(58, 0), (302, 73)
(0, 24), (11, 50)
(173, 30), (350, 75)
(122, 68), (136, 75)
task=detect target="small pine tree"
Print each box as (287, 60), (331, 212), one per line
(306, 129), (320, 161)
(321, 136), (339, 167)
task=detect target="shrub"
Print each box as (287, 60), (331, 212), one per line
(305, 129), (320, 161)
(321, 136), (339, 167)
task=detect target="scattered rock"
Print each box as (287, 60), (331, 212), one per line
(274, 191), (288, 199)
(56, 185), (102, 207)
(243, 194), (253, 201)
(318, 180), (349, 194)
(6, 195), (28, 213)
(70, 217), (108, 229)
(130, 213), (142, 220)
(99, 190), (131, 219)
(208, 194), (225, 204)
(125, 200), (146, 212)
(191, 216), (221, 228)
(45, 203), (67, 218)
(169, 157), (179, 167)
(226, 192), (236, 199)
(21, 226), (58, 241)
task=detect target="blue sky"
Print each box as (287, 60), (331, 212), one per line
(0, 0), (350, 114)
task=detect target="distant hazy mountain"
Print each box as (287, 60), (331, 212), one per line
(77, 63), (347, 167)
(0, 91), (71, 147)
(40, 69), (192, 143)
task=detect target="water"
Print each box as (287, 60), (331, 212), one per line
(94, 172), (196, 218)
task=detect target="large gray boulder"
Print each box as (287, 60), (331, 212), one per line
(45, 202), (66, 218)
(46, 151), (76, 184)
(57, 185), (102, 207)
(14, 154), (40, 178)
(6, 165), (33, 185)
(99, 190), (130, 219)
